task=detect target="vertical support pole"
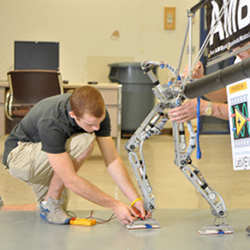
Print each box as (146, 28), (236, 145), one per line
(188, 10), (194, 79)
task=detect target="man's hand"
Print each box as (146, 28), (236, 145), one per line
(131, 199), (150, 219)
(168, 99), (197, 123)
(112, 201), (137, 225)
(182, 61), (204, 79)
(111, 199), (151, 225)
(168, 62), (204, 123)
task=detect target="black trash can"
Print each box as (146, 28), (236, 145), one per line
(108, 62), (157, 136)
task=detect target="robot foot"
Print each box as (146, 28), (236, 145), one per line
(198, 224), (234, 235)
(126, 218), (160, 230)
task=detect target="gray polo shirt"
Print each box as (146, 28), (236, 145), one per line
(2, 93), (111, 166)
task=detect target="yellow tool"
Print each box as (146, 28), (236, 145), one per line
(69, 218), (96, 226)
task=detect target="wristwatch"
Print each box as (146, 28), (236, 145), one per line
(204, 101), (213, 116)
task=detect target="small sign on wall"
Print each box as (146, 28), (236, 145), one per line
(164, 7), (176, 30)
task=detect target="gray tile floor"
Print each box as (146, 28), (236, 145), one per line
(1, 209), (250, 250)
(1, 134), (250, 249)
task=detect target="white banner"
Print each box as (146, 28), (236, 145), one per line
(227, 78), (250, 170)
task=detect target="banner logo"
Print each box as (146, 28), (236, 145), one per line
(227, 78), (250, 171)
(230, 99), (250, 139)
(206, 0), (250, 58)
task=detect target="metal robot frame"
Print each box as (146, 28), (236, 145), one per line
(125, 61), (227, 224)
(125, 0), (248, 232)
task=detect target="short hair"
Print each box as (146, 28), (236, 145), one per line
(70, 86), (105, 118)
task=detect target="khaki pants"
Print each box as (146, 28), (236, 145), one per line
(7, 133), (95, 203)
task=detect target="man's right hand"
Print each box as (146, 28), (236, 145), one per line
(112, 201), (138, 225)
(168, 99), (198, 123)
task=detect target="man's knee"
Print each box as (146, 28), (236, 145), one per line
(66, 133), (95, 158)
(74, 141), (94, 170)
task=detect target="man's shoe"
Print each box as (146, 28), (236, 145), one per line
(39, 197), (72, 225)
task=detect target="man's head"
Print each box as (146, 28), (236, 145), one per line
(69, 86), (106, 133)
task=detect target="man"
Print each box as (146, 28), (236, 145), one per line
(168, 41), (250, 122)
(2, 85), (146, 225)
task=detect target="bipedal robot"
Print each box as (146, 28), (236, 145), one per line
(125, 60), (234, 235)
(123, 0), (249, 233)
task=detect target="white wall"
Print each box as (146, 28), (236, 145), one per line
(0, 0), (200, 83)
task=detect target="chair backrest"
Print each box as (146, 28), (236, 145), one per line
(7, 70), (63, 105)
